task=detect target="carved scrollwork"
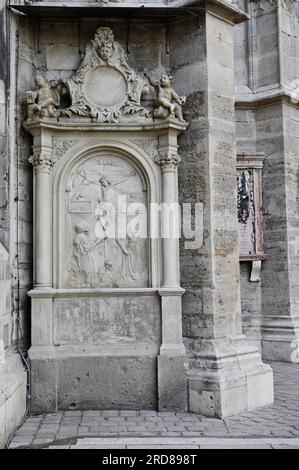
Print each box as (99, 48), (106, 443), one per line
(25, 27), (150, 124)
(59, 27), (150, 123)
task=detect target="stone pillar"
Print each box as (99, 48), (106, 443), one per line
(28, 146), (56, 412)
(29, 150), (55, 288)
(156, 152), (181, 288)
(156, 130), (188, 412)
(187, 0), (273, 417)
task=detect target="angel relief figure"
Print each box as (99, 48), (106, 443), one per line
(27, 76), (61, 120)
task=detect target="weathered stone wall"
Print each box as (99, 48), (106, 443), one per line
(283, 103), (299, 320)
(0, 242), (27, 448)
(0, 2), (9, 250)
(168, 16), (206, 351)
(240, 262), (262, 351)
(234, 1), (299, 359)
(0, 5), (29, 447)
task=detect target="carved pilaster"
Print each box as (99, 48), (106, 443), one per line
(30, 150), (53, 288)
(155, 153), (181, 173)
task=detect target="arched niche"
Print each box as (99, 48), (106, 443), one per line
(52, 141), (161, 290)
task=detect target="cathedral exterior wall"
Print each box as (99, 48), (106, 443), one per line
(1, 0), (298, 445)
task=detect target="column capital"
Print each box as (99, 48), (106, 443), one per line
(155, 153), (181, 172)
(29, 152), (56, 173)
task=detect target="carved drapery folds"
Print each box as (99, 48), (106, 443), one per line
(25, 27), (186, 125)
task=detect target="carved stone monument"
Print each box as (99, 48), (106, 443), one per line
(24, 27), (188, 412)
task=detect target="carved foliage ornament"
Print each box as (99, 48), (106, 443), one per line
(29, 153), (56, 172)
(155, 153), (181, 172)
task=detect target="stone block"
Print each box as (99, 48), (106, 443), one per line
(158, 355), (188, 412)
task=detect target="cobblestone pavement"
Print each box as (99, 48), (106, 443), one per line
(8, 362), (299, 449)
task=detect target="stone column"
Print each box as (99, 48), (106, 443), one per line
(29, 150), (55, 288)
(156, 153), (181, 288)
(156, 130), (188, 412)
(186, 0), (274, 417)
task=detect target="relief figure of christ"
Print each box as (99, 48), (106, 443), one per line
(76, 166), (137, 238)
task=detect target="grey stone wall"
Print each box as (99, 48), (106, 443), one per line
(0, 5), (28, 447)
(234, 0), (299, 360)
(240, 262), (262, 352)
(169, 16), (206, 351)
(0, 2), (9, 249)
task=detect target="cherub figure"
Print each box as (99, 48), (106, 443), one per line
(27, 76), (60, 120)
(144, 71), (186, 122)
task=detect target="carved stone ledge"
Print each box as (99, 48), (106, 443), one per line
(24, 117), (188, 135)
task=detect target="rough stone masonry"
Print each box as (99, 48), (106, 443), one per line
(0, 0), (298, 448)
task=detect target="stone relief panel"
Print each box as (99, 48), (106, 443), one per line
(26, 27), (150, 124)
(53, 295), (160, 346)
(25, 27), (187, 125)
(63, 154), (149, 288)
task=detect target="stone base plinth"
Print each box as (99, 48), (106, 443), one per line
(158, 355), (188, 412)
(262, 316), (299, 362)
(29, 347), (160, 413)
(262, 338), (299, 363)
(188, 340), (274, 418)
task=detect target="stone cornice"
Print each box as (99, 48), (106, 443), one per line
(9, 0), (249, 25)
(23, 118), (188, 137)
(235, 86), (299, 109)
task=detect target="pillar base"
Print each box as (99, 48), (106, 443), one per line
(158, 355), (188, 412)
(262, 337), (299, 363)
(262, 316), (299, 362)
(188, 338), (274, 418)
